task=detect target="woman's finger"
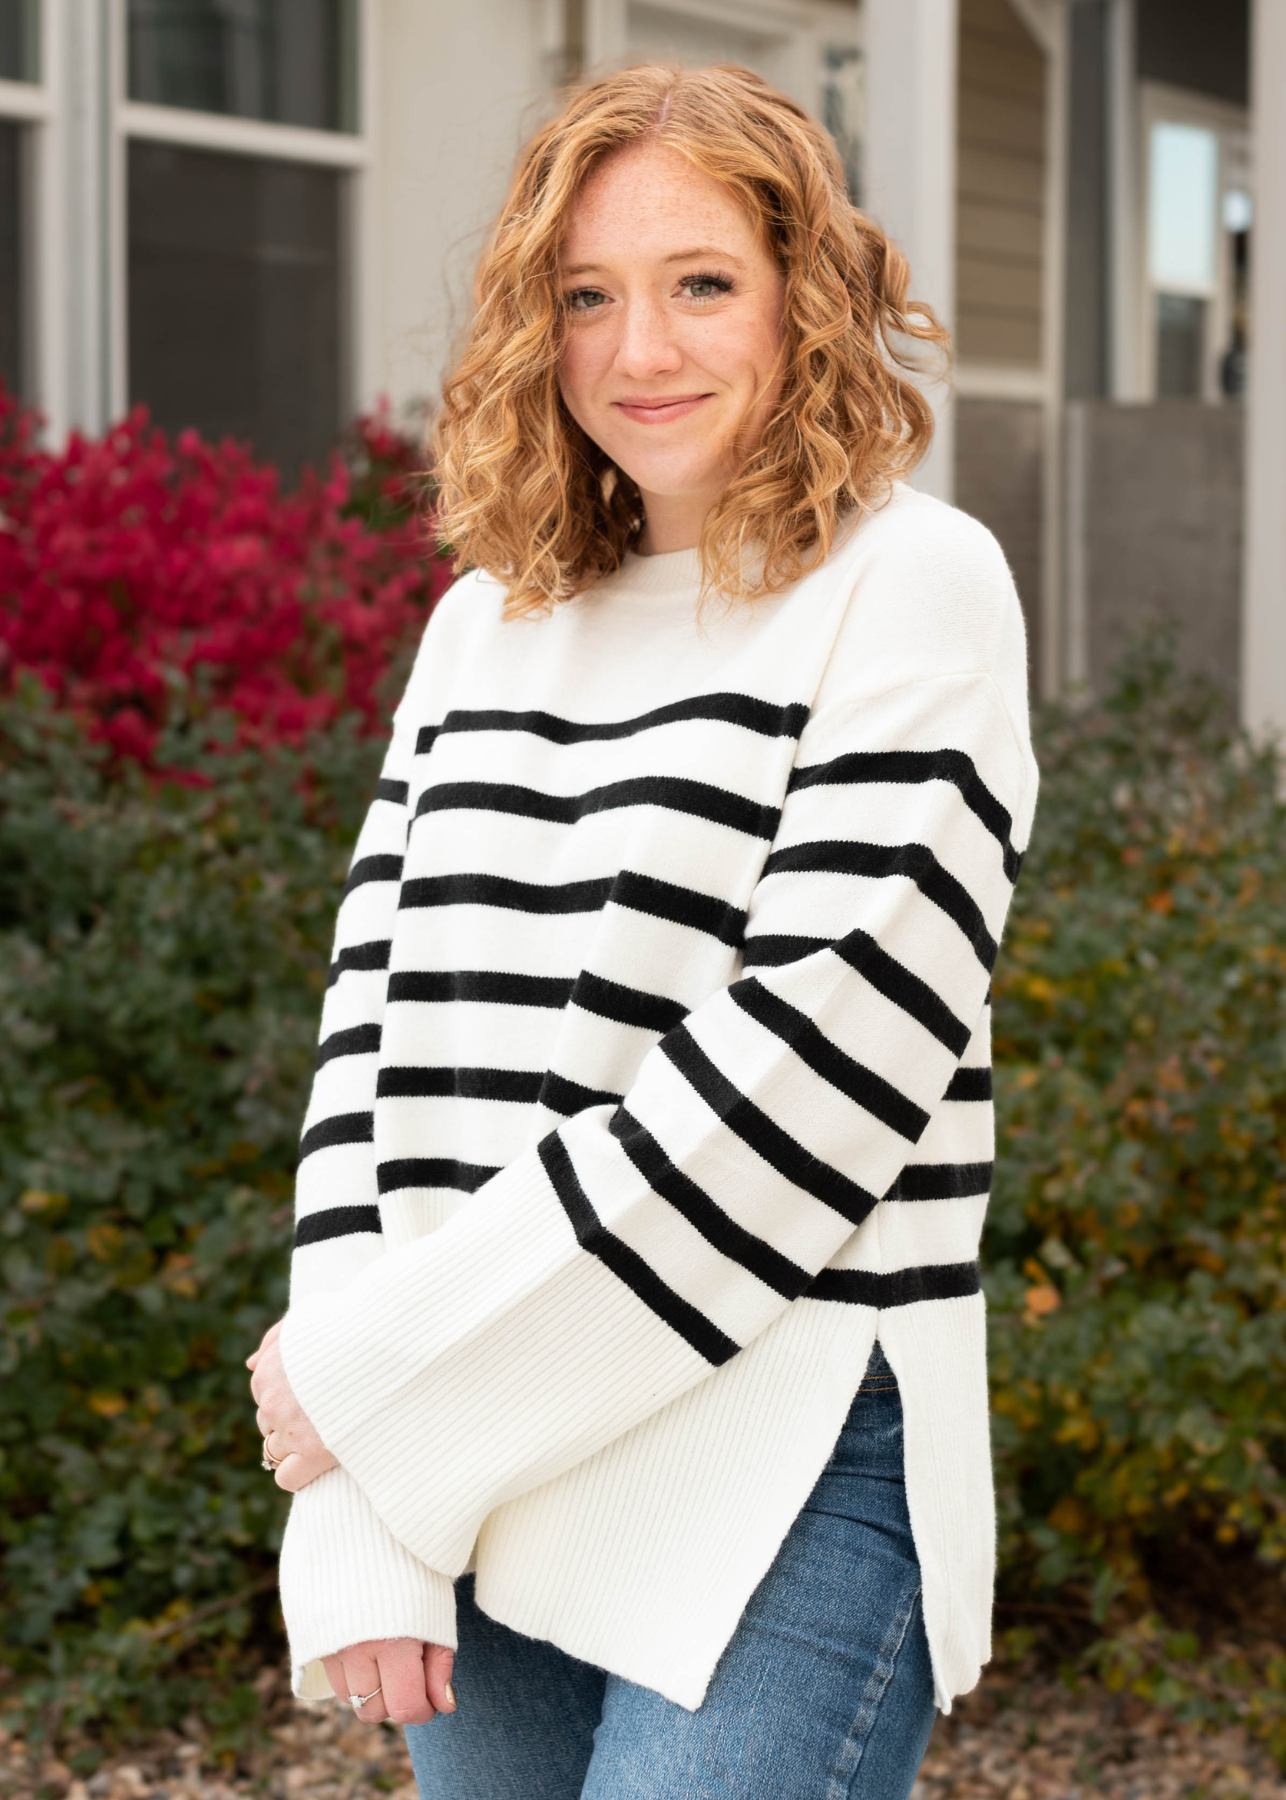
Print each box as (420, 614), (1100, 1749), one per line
(340, 1647), (388, 1725)
(245, 1319), (283, 1371)
(379, 1640), (438, 1726)
(273, 1444), (339, 1492)
(424, 1643), (457, 1715)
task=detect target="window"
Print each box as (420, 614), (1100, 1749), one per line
(0, 1), (39, 83)
(128, 142), (344, 476)
(127, 0), (356, 131)
(1141, 88), (1250, 402)
(0, 0), (39, 402)
(1148, 121), (1219, 295)
(121, 0), (364, 477)
(822, 45), (863, 204)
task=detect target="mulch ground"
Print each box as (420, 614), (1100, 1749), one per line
(3, 1666), (1284, 1800)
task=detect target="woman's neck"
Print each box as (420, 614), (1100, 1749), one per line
(634, 484), (722, 555)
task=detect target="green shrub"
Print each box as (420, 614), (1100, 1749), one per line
(3, 642), (1285, 1749)
(0, 680), (383, 1735)
(987, 645), (1286, 1735)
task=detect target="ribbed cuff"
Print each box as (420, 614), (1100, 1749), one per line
(279, 1149), (702, 1574)
(279, 1465), (457, 1698)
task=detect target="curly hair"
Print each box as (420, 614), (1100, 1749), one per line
(431, 62), (950, 615)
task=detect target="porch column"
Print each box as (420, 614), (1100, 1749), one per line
(1242, 0), (1286, 738)
(863, 0), (958, 503)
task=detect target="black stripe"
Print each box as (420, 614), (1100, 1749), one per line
(833, 928), (972, 1057)
(660, 1029), (878, 1225)
(538, 1134), (738, 1366)
(742, 934), (830, 967)
(400, 874), (613, 915)
(437, 695), (809, 745)
(316, 1023), (382, 1068)
(612, 871), (747, 947)
(807, 1260), (981, 1307)
(540, 1071), (625, 1115)
(376, 778), (408, 806)
(397, 871), (745, 950)
(886, 1161), (993, 1200)
(415, 725), (439, 756)
(299, 1111), (373, 1160)
(787, 750), (1021, 883)
(295, 1204), (382, 1247)
(609, 1109), (810, 1300)
(729, 980), (929, 1142)
(377, 1157), (499, 1195)
(761, 840), (998, 972)
(327, 939), (391, 986)
(343, 853), (403, 899)
(945, 1066), (992, 1102)
(376, 1066), (543, 1102)
(416, 776), (779, 841)
(388, 969), (573, 1008)
(571, 971), (688, 1035)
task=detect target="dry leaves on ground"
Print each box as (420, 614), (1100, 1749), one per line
(914, 1672), (1286, 1800)
(2, 1667), (1285, 1800)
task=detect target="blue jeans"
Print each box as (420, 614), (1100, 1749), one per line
(405, 1343), (936, 1798)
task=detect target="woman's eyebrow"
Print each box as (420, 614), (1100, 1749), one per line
(661, 245), (747, 266)
(560, 246), (749, 279)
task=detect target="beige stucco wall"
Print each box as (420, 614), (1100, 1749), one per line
(369, 1), (550, 414)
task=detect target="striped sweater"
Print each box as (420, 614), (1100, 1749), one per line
(277, 483), (1038, 1713)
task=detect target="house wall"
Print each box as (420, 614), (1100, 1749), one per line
(952, 0), (1046, 676)
(1063, 0), (1109, 398)
(374, 1), (549, 413)
(955, 0), (1045, 367)
(1068, 400), (1243, 699)
(956, 397), (1044, 675)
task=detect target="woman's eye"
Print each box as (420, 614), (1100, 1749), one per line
(680, 274), (733, 301)
(567, 288), (609, 312)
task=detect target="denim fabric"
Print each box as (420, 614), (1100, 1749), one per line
(405, 1343), (936, 1799)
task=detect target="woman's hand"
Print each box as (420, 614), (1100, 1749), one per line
(323, 1637), (456, 1726)
(247, 1320), (339, 1492)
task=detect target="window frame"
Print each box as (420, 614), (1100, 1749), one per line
(110, 0), (375, 434)
(1136, 79), (1250, 404)
(0, 2), (54, 418)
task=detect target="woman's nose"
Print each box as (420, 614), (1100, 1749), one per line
(613, 299), (683, 380)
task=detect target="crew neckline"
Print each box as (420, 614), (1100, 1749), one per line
(570, 545), (707, 621)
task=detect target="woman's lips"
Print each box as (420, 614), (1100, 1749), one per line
(612, 394), (712, 424)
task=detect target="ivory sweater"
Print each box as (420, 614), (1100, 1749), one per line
(277, 483), (1038, 1713)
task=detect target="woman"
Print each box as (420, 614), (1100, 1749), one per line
(248, 62), (1037, 1799)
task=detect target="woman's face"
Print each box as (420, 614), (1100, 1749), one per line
(557, 141), (786, 554)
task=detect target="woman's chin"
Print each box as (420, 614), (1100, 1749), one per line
(619, 461), (731, 510)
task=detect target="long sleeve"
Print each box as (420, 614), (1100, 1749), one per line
(278, 653), (1034, 1590)
(279, 666), (457, 1694)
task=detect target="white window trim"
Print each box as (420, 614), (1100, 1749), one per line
(0, 77), (50, 120)
(119, 101), (367, 169)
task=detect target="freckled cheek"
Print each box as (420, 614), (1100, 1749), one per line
(559, 338), (617, 427)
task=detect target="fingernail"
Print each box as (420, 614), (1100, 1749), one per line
(443, 1681), (457, 1710)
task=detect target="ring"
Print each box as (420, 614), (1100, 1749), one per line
(261, 1439), (282, 1472)
(349, 1686), (382, 1712)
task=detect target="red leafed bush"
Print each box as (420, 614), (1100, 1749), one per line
(0, 388), (452, 764)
